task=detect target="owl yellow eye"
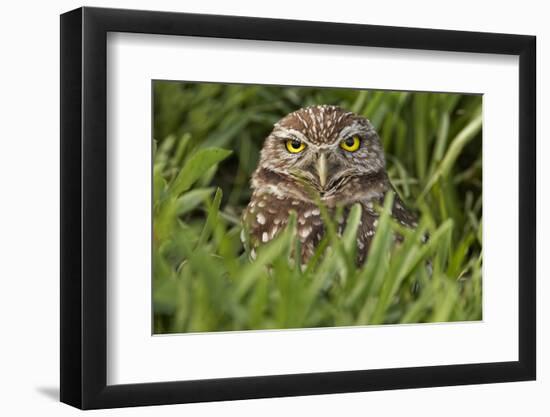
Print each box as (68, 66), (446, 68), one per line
(286, 139), (306, 153)
(340, 135), (361, 152)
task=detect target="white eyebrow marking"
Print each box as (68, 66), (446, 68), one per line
(272, 127), (310, 144)
(339, 122), (371, 139)
(272, 127), (338, 148)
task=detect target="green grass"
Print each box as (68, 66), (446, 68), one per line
(152, 81), (483, 334)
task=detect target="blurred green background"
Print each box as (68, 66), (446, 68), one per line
(153, 81), (482, 334)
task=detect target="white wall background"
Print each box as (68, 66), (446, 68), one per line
(0, 0), (545, 415)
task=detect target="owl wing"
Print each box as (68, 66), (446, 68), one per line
(351, 188), (419, 264)
(242, 193), (288, 259)
(390, 188), (418, 229)
(242, 192), (324, 262)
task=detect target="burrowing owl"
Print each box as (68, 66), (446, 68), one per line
(242, 105), (417, 264)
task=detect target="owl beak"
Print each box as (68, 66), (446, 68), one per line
(316, 153), (328, 189)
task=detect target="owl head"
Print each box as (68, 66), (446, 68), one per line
(255, 105), (386, 197)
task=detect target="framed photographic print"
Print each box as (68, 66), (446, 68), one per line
(60, 6), (536, 409)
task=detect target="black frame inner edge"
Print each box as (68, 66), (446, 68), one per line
(60, 6), (536, 410)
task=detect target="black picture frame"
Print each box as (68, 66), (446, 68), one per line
(60, 6), (536, 410)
